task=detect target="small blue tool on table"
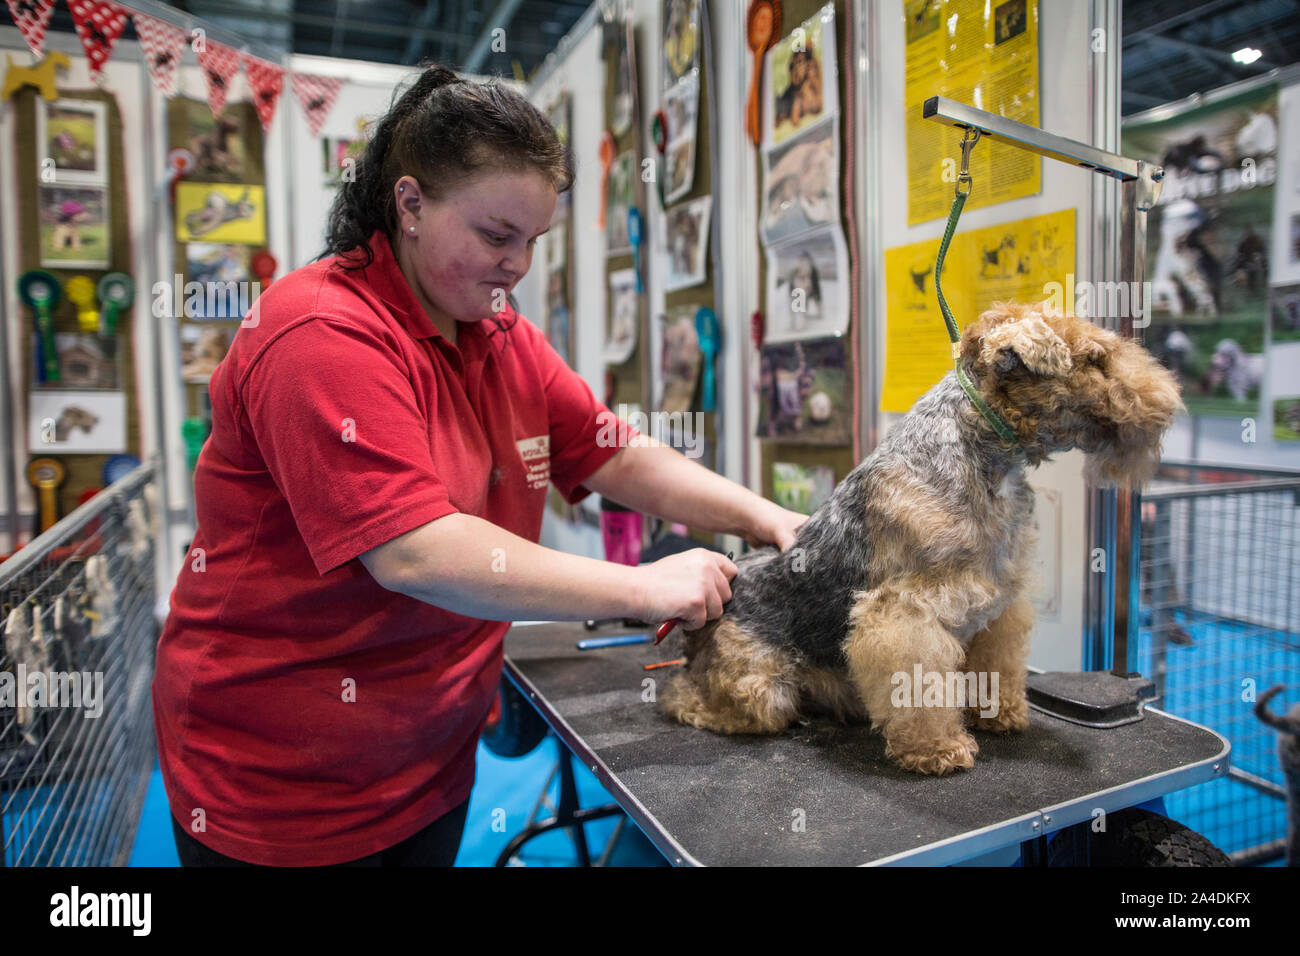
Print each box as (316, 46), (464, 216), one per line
(577, 633), (653, 651)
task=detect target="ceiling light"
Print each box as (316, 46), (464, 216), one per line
(1232, 47), (1262, 64)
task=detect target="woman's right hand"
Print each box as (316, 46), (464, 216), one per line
(635, 549), (738, 631)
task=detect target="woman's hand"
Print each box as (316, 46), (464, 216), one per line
(741, 500), (809, 551)
(636, 549), (738, 631)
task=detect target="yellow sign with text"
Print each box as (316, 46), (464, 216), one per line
(882, 207), (1075, 413)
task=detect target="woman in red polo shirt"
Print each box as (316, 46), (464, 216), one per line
(153, 65), (807, 867)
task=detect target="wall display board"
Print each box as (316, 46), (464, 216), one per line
(754, 0), (857, 505)
(758, 3), (850, 345)
(11, 84), (139, 520)
(542, 93), (575, 367)
(601, 9), (647, 412)
(165, 97), (267, 428)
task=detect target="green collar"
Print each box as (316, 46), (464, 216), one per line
(956, 361), (1024, 452)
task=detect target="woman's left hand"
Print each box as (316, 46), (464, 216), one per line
(743, 500), (808, 551)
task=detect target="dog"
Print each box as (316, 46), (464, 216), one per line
(1151, 199), (1220, 317)
(1204, 338), (1263, 401)
(55, 405), (99, 442)
(662, 301), (1183, 775)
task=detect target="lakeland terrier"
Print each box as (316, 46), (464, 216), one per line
(662, 301), (1183, 775)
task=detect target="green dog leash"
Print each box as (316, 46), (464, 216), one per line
(933, 127), (1025, 454)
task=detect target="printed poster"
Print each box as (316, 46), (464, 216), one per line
(904, 0), (1041, 225)
(881, 207), (1075, 412)
(1122, 84), (1279, 417)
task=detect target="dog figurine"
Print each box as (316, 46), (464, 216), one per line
(662, 301), (1183, 775)
(2, 51), (70, 102)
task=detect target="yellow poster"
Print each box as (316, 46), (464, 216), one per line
(904, 0), (1041, 225)
(175, 182), (267, 244)
(882, 207), (1074, 412)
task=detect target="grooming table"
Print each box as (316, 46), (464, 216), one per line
(502, 622), (1230, 867)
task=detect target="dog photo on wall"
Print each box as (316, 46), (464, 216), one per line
(38, 184), (109, 270)
(180, 324), (233, 384)
(765, 4), (838, 147)
(763, 118), (837, 245)
(1123, 86), (1277, 417)
(37, 98), (108, 185)
(28, 390), (127, 454)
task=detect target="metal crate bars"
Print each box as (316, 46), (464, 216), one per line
(1138, 462), (1300, 865)
(0, 459), (159, 866)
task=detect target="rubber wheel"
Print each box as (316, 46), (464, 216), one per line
(481, 678), (550, 758)
(1047, 808), (1233, 867)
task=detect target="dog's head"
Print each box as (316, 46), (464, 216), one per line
(959, 301), (1184, 485)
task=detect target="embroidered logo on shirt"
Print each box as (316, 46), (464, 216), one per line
(516, 435), (550, 491)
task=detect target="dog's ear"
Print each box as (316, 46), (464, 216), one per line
(975, 304), (1073, 377)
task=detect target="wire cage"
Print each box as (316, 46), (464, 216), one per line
(0, 459), (159, 866)
(1138, 461), (1300, 865)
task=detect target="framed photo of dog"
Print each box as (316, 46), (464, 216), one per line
(664, 195), (711, 292)
(37, 98), (108, 185)
(175, 182), (268, 245)
(765, 226), (850, 343)
(762, 118), (838, 246)
(27, 390), (128, 454)
(763, 2), (838, 150)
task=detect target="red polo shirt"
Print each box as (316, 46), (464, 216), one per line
(153, 229), (626, 866)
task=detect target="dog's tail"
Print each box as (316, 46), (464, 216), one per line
(1256, 684), (1299, 737)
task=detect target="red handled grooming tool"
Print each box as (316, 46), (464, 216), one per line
(654, 618), (679, 645)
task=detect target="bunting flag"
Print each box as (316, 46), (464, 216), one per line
(66, 0), (129, 78)
(292, 72), (343, 137)
(193, 35), (240, 115)
(241, 52), (285, 132)
(133, 11), (188, 96)
(5, 0), (56, 58)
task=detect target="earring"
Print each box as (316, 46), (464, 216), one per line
(409, 226), (416, 233)
(399, 185), (405, 192)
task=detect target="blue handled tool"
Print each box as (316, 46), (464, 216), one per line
(577, 633), (653, 651)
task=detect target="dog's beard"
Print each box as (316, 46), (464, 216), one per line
(1082, 437), (1164, 487)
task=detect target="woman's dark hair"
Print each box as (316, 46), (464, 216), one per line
(323, 64), (574, 270)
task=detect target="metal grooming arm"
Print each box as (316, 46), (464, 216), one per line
(922, 96), (1165, 680)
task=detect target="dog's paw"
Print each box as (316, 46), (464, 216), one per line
(887, 733), (978, 775)
(970, 694), (1030, 733)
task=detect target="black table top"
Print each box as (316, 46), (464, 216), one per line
(503, 622), (1230, 866)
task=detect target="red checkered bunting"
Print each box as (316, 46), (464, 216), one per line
(292, 72), (343, 137)
(67, 0), (129, 78)
(5, 0), (55, 57)
(242, 53), (285, 132)
(133, 11), (188, 96)
(193, 36), (240, 115)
